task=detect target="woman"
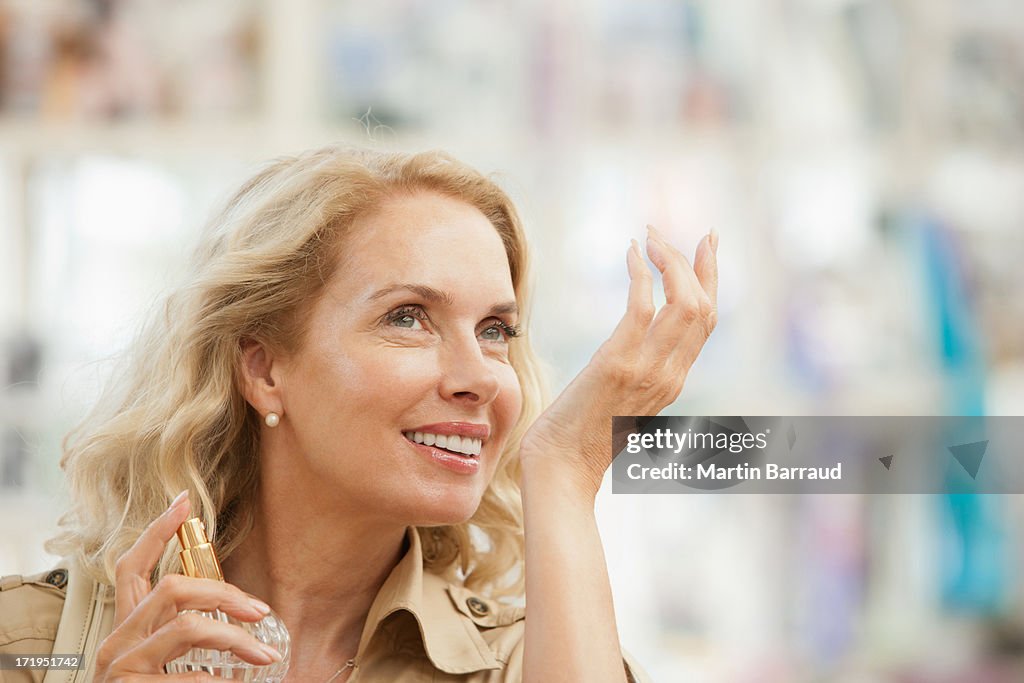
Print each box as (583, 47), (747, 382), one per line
(0, 146), (718, 681)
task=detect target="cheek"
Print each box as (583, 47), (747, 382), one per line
(291, 343), (434, 422)
(338, 351), (439, 408)
(496, 366), (524, 430)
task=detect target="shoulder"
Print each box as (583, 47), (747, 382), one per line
(0, 567), (68, 654)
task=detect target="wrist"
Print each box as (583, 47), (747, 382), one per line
(519, 451), (602, 507)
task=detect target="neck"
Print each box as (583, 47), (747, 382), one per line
(220, 482), (407, 678)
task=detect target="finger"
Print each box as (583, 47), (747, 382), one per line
(116, 612), (282, 673)
(120, 574), (273, 638)
(644, 227), (699, 341)
(694, 229), (718, 309)
(645, 228), (716, 361)
(607, 239), (655, 348)
(114, 490), (192, 626)
(646, 226), (703, 306)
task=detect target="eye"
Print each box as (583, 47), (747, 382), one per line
(479, 319), (521, 343)
(384, 305), (427, 330)
(393, 315), (420, 329)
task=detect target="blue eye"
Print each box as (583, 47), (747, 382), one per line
(480, 325), (504, 342)
(479, 320), (521, 343)
(385, 306), (426, 330)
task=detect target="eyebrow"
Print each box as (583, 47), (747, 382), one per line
(366, 283), (519, 318)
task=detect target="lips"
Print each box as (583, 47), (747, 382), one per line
(402, 422), (489, 458)
(410, 422), (490, 439)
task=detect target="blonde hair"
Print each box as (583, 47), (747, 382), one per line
(46, 146), (546, 599)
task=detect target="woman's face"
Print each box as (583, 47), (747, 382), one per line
(268, 191), (523, 526)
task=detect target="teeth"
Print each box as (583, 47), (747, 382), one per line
(405, 431), (483, 456)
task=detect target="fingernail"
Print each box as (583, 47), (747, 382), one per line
(248, 597), (272, 615)
(630, 238), (641, 258)
(259, 643), (283, 662)
(646, 235), (666, 268)
(653, 224), (677, 245)
(709, 228), (719, 254)
(169, 490), (189, 510)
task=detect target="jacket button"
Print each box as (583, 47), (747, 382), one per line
(466, 597), (490, 617)
(45, 569), (68, 589)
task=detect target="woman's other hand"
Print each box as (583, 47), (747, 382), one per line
(94, 491), (282, 681)
(519, 226), (719, 501)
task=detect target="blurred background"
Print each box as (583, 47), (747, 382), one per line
(1, 0), (1023, 680)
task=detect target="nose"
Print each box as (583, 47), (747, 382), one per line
(437, 334), (501, 406)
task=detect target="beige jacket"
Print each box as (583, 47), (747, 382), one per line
(1, 529), (651, 682)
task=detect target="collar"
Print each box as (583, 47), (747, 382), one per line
(355, 528), (503, 674)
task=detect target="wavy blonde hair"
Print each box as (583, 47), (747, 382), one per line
(46, 146), (546, 599)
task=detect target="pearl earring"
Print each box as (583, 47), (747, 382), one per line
(265, 412), (280, 428)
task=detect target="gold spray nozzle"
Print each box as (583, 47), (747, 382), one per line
(176, 517), (224, 581)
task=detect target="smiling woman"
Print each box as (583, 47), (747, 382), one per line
(0, 146), (718, 682)
(246, 192), (526, 525)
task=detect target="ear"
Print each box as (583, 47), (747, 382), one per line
(239, 338), (283, 419)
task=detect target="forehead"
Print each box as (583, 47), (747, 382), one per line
(333, 191), (514, 298)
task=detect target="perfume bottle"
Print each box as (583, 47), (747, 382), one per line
(165, 518), (291, 681)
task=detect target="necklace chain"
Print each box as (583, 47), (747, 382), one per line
(322, 658), (356, 683)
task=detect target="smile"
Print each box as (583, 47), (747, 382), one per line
(403, 431), (482, 457)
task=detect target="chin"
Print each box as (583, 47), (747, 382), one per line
(404, 488), (486, 527)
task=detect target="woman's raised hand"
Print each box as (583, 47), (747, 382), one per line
(519, 226), (719, 501)
(94, 491), (282, 681)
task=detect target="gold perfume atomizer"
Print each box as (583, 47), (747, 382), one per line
(164, 516), (291, 680)
(176, 517), (224, 580)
